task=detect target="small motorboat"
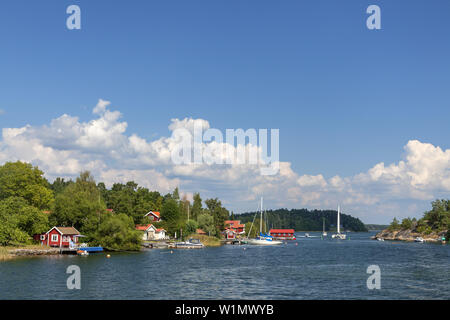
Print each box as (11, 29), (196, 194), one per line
(77, 250), (89, 256)
(174, 238), (205, 249)
(414, 237), (425, 243)
(377, 238), (384, 241)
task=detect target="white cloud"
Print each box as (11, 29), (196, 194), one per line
(1, 100), (449, 223)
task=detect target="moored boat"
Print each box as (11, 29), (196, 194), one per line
(247, 198), (282, 246)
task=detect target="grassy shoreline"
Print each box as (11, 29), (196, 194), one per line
(187, 234), (222, 247)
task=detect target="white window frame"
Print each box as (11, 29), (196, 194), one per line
(40, 235), (46, 240)
(51, 234), (58, 242)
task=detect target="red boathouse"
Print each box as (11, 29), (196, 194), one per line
(269, 229), (296, 240)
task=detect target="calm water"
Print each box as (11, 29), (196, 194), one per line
(1, 232), (449, 300)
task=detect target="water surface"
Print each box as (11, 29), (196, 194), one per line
(1, 232), (449, 299)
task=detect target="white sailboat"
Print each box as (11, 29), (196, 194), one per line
(331, 205), (346, 240)
(322, 218), (327, 237)
(247, 197), (283, 246)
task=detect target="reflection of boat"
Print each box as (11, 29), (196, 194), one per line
(247, 198), (282, 246)
(414, 237), (425, 243)
(331, 205), (347, 240)
(322, 218), (327, 237)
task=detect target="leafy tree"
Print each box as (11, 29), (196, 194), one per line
(197, 213), (215, 236)
(401, 218), (413, 230)
(185, 220), (199, 235)
(51, 178), (73, 195)
(191, 193), (203, 221)
(0, 161), (54, 209)
(0, 197), (49, 245)
(90, 213), (141, 251)
(388, 217), (401, 231)
(51, 171), (105, 230)
(205, 198), (229, 233)
(161, 199), (182, 236)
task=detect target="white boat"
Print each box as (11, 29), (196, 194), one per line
(322, 218), (327, 237)
(247, 197), (282, 246)
(377, 238), (384, 241)
(414, 237), (425, 243)
(77, 250), (89, 256)
(174, 238), (205, 248)
(331, 205), (347, 240)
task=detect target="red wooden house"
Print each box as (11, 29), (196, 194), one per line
(224, 220), (245, 235)
(269, 229), (296, 240)
(144, 211), (161, 222)
(34, 226), (81, 248)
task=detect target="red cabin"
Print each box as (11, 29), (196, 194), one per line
(35, 226), (81, 248)
(269, 229), (296, 240)
(144, 211), (161, 222)
(224, 220), (245, 235)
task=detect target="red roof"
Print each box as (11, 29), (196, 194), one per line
(270, 229), (295, 234)
(196, 229), (207, 235)
(135, 224), (153, 231)
(155, 228), (165, 233)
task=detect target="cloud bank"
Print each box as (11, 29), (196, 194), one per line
(1, 99), (449, 223)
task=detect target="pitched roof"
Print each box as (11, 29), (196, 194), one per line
(144, 211), (161, 218)
(135, 224), (154, 231)
(155, 228), (166, 233)
(196, 229), (207, 235)
(47, 226), (80, 235)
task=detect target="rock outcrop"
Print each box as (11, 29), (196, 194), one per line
(373, 229), (447, 242)
(9, 248), (61, 256)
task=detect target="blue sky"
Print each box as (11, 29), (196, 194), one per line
(1, 1), (449, 223)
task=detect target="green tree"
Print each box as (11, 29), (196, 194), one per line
(192, 193), (203, 221)
(0, 161), (54, 209)
(0, 197), (49, 245)
(400, 217), (413, 230)
(90, 213), (141, 251)
(205, 198), (229, 233)
(185, 220), (199, 235)
(51, 171), (105, 230)
(197, 213), (215, 236)
(388, 217), (401, 231)
(161, 199), (182, 235)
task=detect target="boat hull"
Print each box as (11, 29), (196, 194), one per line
(247, 239), (283, 246)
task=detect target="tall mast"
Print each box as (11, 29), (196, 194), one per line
(337, 205), (340, 234)
(260, 197), (263, 234)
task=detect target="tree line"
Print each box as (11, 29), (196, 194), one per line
(238, 208), (368, 232)
(0, 161), (229, 250)
(388, 199), (450, 240)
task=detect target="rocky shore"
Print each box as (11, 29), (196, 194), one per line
(8, 248), (61, 257)
(372, 229), (447, 243)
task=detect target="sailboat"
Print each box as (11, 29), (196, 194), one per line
(322, 218), (327, 237)
(331, 205), (346, 240)
(247, 197), (283, 246)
